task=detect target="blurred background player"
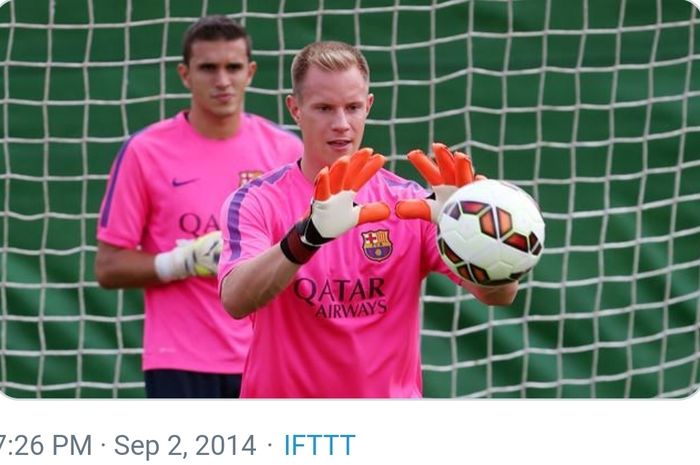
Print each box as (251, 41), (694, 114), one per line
(95, 15), (303, 398)
(217, 41), (518, 398)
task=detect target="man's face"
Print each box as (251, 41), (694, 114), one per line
(286, 65), (374, 168)
(178, 38), (256, 120)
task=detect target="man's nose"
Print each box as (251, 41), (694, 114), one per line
(214, 68), (230, 87)
(331, 109), (350, 131)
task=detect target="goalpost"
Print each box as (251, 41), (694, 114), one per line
(1, 0), (699, 398)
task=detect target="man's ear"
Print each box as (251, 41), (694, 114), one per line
(246, 61), (258, 86)
(286, 94), (301, 123)
(366, 93), (374, 114)
(177, 63), (191, 90)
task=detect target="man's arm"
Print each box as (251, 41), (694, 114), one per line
(95, 231), (222, 289)
(95, 241), (161, 289)
(396, 143), (520, 307)
(220, 245), (300, 319)
(461, 280), (518, 307)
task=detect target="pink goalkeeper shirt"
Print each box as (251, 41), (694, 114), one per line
(97, 111), (303, 374)
(219, 162), (459, 397)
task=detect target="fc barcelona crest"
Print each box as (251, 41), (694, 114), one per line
(239, 170), (263, 187)
(361, 230), (393, 262)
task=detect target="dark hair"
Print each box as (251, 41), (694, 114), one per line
(181, 15), (252, 64)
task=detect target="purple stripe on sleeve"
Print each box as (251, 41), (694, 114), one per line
(99, 133), (141, 228)
(226, 163), (294, 262)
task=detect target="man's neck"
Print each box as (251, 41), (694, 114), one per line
(186, 107), (241, 139)
(299, 155), (323, 183)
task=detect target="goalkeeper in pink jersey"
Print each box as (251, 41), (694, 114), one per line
(218, 40), (518, 398)
(95, 16), (303, 398)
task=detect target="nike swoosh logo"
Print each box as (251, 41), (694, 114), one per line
(172, 178), (199, 187)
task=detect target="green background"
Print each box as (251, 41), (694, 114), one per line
(1, 0), (699, 398)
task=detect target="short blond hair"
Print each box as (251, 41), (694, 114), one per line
(291, 41), (369, 97)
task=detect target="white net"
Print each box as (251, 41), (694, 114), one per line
(1, 0), (699, 398)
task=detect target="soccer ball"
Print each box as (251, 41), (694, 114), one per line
(437, 179), (545, 285)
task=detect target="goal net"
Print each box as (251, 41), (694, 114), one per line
(1, 0), (699, 398)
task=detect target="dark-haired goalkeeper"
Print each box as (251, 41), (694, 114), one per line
(95, 16), (302, 398)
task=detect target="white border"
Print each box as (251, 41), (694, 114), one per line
(0, 394), (697, 464)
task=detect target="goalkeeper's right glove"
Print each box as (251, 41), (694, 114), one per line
(154, 230), (222, 282)
(279, 148), (391, 264)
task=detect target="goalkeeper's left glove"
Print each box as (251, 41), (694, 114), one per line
(154, 230), (222, 282)
(396, 142), (481, 223)
(280, 148), (391, 264)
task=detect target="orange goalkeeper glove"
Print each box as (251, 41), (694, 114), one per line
(396, 142), (482, 223)
(280, 148), (391, 264)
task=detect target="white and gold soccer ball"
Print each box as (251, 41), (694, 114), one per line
(437, 179), (545, 285)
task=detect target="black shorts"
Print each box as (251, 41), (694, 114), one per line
(144, 369), (242, 398)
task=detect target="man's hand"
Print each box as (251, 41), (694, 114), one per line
(396, 142), (482, 223)
(154, 230), (222, 281)
(280, 148), (391, 264)
(183, 230), (222, 277)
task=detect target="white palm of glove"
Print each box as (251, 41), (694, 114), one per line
(155, 230), (222, 281)
(306, 190), (361, 241)
(424, 185), (461, 224)
(178, 230), (222, 277)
